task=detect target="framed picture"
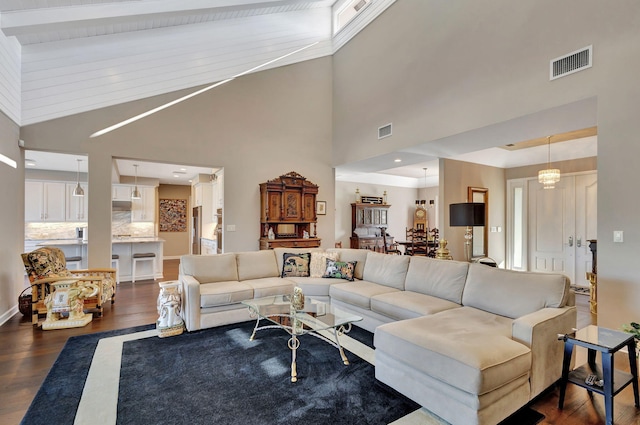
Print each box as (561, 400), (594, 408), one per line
(316, 201), (327, 215)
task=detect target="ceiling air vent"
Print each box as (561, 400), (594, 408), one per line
(378, 123), (392, 140)
(550, 45), (592, 80)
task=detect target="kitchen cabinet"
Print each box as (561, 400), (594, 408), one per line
(213, 173), (223, 211)
(132, 186), (156, 222)
(194, 184), (203, 207)
(112, 184), (132, 201)
(25, 181), (67, 222)
(201, 238), (217, 255)
(66, 183), (88, 221)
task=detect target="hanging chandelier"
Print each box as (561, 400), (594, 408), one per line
(538, 136), (560, 189)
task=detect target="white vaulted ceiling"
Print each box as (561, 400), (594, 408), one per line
(0, 0), (395, 125)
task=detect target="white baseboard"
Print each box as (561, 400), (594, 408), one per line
(0, 305), (19, 327)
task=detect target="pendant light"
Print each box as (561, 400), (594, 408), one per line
(538, 136), (561, 189)
(72, 159), (85, 197)
(131, 164), (142, 199)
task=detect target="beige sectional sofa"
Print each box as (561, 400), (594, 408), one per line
(179, 248), (576, 425)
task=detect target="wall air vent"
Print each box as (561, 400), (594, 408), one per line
(550, 45), (592, 80)
(378, 123), (392, 140)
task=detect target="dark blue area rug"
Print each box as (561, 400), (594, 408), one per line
(21, 321), (544, 425)
(21, 322), (417, 425)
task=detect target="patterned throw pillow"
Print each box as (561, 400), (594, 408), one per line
(309, 252), (339, 278)
(281, 253), (311, 278)
(322, 260), (357, 281)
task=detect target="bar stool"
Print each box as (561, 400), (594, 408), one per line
(65, 256), (82, 270)
(111, 254), (120, 285)
(132, 252), (156, 283)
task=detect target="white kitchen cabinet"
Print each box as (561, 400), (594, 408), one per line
(201, 238), (217, 255)
(194, 183), (203, 207)
(66, 183), (88, 221)
(112, 184), (132, 201)
(132, 186), (156, 222)
(25, 181), (67, 222)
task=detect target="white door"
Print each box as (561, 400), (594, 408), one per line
(528, 176), (576, 281)
(527, 172), (597, 286)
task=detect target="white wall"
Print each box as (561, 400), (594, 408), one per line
(332, 0), (640, 329)
(0, 109), (23, 325)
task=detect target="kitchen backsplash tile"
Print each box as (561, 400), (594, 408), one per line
(25, 211), (154, 240)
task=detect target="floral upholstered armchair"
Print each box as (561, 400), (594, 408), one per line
(22, 247), (116, 326)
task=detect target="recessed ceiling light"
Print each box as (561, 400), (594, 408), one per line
(394, 158), (402, 163)
(180, 168), (187, 171)
(173, 174), (181, 178)
(25, 158), (36, 166)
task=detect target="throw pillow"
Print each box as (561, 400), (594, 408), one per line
(281, 252), (311, 278)
(309, 252), (339, 278)
(322, 260), (357, 281)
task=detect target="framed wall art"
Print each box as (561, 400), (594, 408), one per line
(159, 199), (187, 232)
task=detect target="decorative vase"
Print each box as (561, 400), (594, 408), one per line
(291, 286), (305, 310)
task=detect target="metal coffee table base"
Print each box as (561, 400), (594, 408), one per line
(248, 314), (352, 382)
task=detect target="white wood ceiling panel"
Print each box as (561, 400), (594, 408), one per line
(0, 0), (394, 124)
(21, 9), (333, 123)
(0, 30), (21, 123)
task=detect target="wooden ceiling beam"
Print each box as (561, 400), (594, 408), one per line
(499, 126), (597, 151)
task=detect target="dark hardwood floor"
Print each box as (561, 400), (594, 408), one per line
(0, 264), (638, 425)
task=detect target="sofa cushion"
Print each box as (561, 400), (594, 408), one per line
(371, 291), (461, 321)
(405, 257), (469, 304)
(236, 251), (279, 281)
(309, 251), (339, 278)
(375, 307), (530, 396)
(243, 277), (294, 298)
(462, 263), (570, 319)
(273, 247), (323, 274)
(281, 252), (311, 277)
(322, 260), (357, 281)
(200, 281), (253, 308)
(362, 251), (410, 290)
(325, 248), (368, 280)
(181, 254), (238, 283)
(283, 276), (348, 297)
(329, 281), (399, 310)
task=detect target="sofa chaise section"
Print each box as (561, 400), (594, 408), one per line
(374, 263), (576, 425)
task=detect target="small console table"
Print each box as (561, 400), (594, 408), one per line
(559, 325), (639, 425)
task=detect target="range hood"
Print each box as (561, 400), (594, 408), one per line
(112, 200), (132, 211)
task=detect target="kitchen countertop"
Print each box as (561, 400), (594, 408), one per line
(36, 237), (165, 246)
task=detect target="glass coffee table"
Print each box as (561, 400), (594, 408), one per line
(242, 295), (362, 382)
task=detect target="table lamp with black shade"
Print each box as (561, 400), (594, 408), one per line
(449, 203), (486, 262)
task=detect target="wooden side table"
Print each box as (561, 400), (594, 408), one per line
(559, 325), (639, 425)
